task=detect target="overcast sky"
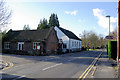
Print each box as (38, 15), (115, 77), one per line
(5, 0), (118, 37)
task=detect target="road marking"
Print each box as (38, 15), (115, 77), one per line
(78, 52), (102, 80)
(1, 60), (14, 71)
(12, 75), (26, 80)
(82, 62), (95, 79)
(78, 58), (96, 79)
(42, 63), (62, 71)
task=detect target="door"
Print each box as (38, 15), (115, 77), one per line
(51, 44), (55, 53)
(18, 42), (24, 50)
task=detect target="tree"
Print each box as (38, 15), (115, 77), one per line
(81, 30), (88, 48)
(81, 30), (106, 49)
(23, 24), (30, 30)
(0, 0), (12, 30)
(88, 31), (99, 49)
(0, 30), (6, 40)
(110, 28), (117, 40)
(37, 18), (49, 29)
(48, 13), (60, 27)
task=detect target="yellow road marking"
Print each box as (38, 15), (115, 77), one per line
(1, 60), (14, 71)
(78, 53), (102, 80)
(82, 62), (95, 79)
(78, 59), (96, 80)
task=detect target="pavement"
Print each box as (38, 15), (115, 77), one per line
(89, 50), (118, 79)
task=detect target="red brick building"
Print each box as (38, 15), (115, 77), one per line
(2, 27), (58, 55)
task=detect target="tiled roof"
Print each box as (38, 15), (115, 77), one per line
(58, 27), (82, 41)
(3, 28), (52, 42)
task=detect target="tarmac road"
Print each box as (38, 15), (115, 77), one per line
(1, 50), (102, 80)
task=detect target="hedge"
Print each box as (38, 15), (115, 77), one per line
(107, 40), (117, 60)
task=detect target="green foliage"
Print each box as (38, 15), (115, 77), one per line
(37, 18), (49, 29)
(37, 13), (60, 29)
(107, 41), (117, 60)
(23, 24), (30, 30)
(81, 30), (106, 49)
(48, 13), (60, 27)
(0, 30), (6, 40)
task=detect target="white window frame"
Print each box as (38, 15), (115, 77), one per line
(4, 42), (10, 49)
(18, 42), (24, 50)
(33, 42), (40, 50)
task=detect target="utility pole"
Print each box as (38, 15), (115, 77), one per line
(117, 0), (120, 63)
(118, 0), (120, 78)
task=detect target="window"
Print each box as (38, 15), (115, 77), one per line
(33, 42), (40, 50)
(72, 41), (74, 46)
(63, 43), (67, 48)
(79, 42), (81, 48)
(4, 42), (10, 49)
(75, 42), (76, 47)
(77, 42), (78, 47)
(18, 42), (24, 50)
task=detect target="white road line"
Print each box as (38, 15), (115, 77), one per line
(12, 75), (26, 80)
(42, 63), (62, 71)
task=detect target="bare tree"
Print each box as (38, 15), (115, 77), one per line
(81, 30), (106, 49)
(0, 0), (12, 30)
(110, 27), (117, 40)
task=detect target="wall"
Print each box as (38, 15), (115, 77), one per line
(70, 39), (82, 51)
(54, 26), (82, 51)
(46, 28), (58, 54)
(54, 26), (69, 49)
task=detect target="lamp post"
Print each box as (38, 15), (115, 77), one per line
(106, 15), (111, 36)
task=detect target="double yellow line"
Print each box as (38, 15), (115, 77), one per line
(78, 53), (102, 80)
(1, 60), (14, 71)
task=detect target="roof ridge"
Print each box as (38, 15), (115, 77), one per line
(9, 28), (51, 32)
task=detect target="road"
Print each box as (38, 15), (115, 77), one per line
(1, 50), (103, 80)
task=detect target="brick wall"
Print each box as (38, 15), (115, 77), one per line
(45, 28), (58, 55)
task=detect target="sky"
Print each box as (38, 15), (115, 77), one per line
(5, 0), (118, 37)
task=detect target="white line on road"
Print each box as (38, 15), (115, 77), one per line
(42, 63), (62, 71)
(12, 75), (26, 80)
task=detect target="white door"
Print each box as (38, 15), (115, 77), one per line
(18, 42), (24, 50)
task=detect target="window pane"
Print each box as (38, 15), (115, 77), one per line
(19, 44), (21, 50)
(22, 44), (24, 50)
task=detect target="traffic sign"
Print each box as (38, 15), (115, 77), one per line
(105, 36), (113, 39)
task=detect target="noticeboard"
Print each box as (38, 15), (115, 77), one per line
(37, 45), (40, 50)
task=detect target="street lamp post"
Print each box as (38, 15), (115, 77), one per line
(106, 15), (111, 36)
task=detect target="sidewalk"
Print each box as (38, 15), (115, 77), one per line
(93, 51), (118, 78)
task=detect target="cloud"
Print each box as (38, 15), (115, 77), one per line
(93, 8), (117, 32)
(65, 10), (78, 16)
